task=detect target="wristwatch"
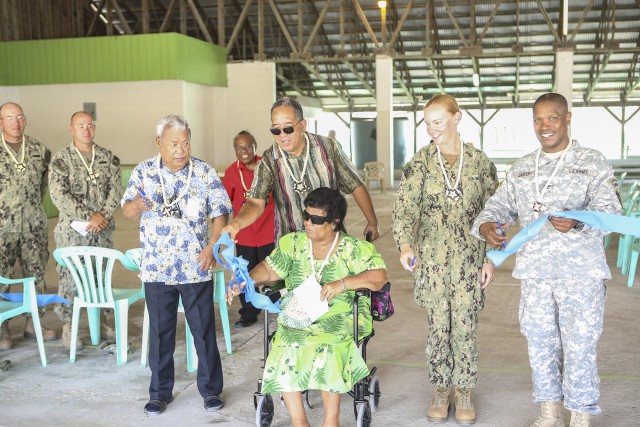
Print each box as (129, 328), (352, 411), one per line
(574, 221), (585, 231)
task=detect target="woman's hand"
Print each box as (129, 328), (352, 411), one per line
(224, 275), (247, 304)
(320, 280), (345, 302)
(399, 244), (417, 272)
(480, 262), (495, 289)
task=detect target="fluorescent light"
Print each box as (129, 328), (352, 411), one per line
(472, 73), (480, 87)
(378, 1), (387, 8)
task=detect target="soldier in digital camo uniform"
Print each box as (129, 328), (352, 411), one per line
(392, 94), (498, 425)
(472, 93), (622, 427)
(49, 111), (122, 350)
(0, 102), (55, 350)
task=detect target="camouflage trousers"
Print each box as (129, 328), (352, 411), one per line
(420, 268), (484, 388)
(53, 227), (113, 322)
(0, 231), (49, 318)
(519, 278), (605, 415)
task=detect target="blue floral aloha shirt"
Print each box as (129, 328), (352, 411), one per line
(121, 155), (232, 285)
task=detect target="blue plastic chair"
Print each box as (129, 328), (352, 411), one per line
(124, 248), (232, 374)
(53, 246), (143, 365)
(0, 276), (47, 366)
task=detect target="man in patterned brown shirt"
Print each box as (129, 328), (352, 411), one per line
(222, 97), (379, 243)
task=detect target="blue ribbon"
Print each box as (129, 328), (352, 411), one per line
(213, 233), (280, 313)
(0, 293), (70, 306)
(487, 211), (640, 267)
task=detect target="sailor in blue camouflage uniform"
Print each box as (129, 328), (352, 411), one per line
(472, 93), (622, 427)
(0, 102), (55, 350)
(49, 111), (122, 350)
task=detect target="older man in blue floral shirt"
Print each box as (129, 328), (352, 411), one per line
(122, 115), (232, 416)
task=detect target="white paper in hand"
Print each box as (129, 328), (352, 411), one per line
(70, 220), (89, 237)
(293, 276), (329, 322)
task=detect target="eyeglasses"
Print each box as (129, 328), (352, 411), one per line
(0, 115), (26, 123)
(302, 210), (330, 225)
(234, 144), (254, 153)
(270, 120), (302, 136)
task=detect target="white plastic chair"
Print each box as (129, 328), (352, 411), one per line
(0, 276), (47, 366)
(124, 248), (232, 374)
(363, 162), (385, 194)
(53, 246), (143, 365)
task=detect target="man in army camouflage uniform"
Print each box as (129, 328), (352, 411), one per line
(472, 93), (622, 427)
(0, 102), (56, 350)
(49, 111), (122, 350)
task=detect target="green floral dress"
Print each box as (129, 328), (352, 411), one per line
(261, 231), (386, 394)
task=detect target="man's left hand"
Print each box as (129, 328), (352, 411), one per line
(548, 216), (578, 233)
(197, 245), (217, 271)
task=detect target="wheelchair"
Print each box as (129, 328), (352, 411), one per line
(253, 283), (381, 427)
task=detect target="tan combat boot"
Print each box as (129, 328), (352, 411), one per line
(62, 322), (83, 350)
(530, 401), (565, 427)
(24, 317), (57, 341)
(454, 387), (476, 425)
(0, 321), (12, 351)
(100, 313), (116, 341)
(427, 386), (450, 423)
(569, 411), (591, 427)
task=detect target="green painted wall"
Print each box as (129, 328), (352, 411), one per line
(0, 33), (226, 86)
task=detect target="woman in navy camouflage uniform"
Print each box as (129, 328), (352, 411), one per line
(392, 94), (498, 425)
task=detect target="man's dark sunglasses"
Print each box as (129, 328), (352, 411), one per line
(302, 210), (330, 225)
(270, 120), (301, 136)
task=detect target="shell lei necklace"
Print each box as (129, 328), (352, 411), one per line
(1, 133), (26, 172)
(309, 231), (340, 283)
(157, 155), (193, 217)
(276, 132), (311, 196)
(533, 140), (573, 213)
(436, 138), (464, 201)
(236, 160), (251, 199)
(73, 144), (99, 184)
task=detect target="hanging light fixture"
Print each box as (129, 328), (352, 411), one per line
(472, 73), (480, 87)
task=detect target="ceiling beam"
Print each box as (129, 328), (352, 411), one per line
(533, 0), (561, 44)
(475, 0), (503, 46)
(351, 0), (380, 50)
(388, 0), (414, 48)
(186, 0), (214, 44)
(442, 0), (469, 47)
(108, 0), (133, 35)
(303, 0), (333, 53)
(302, 62), (351, 105)
(225, 0), (253, 52)
(267, 0), (298, 53)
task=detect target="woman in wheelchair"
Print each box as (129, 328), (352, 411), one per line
(226, 187), (387, 427)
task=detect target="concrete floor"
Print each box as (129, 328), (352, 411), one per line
(0, 192), (638, 427)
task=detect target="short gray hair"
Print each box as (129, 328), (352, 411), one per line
(156, 114), (191, 138)
(271, 97), (304, 121)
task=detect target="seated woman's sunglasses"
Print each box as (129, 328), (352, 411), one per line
(302, 210), (330, 225)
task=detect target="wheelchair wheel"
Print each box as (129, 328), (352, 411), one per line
(368, 375), (381, 413)
(255, 395), (274, 427)
(355, 401), (372, 427)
